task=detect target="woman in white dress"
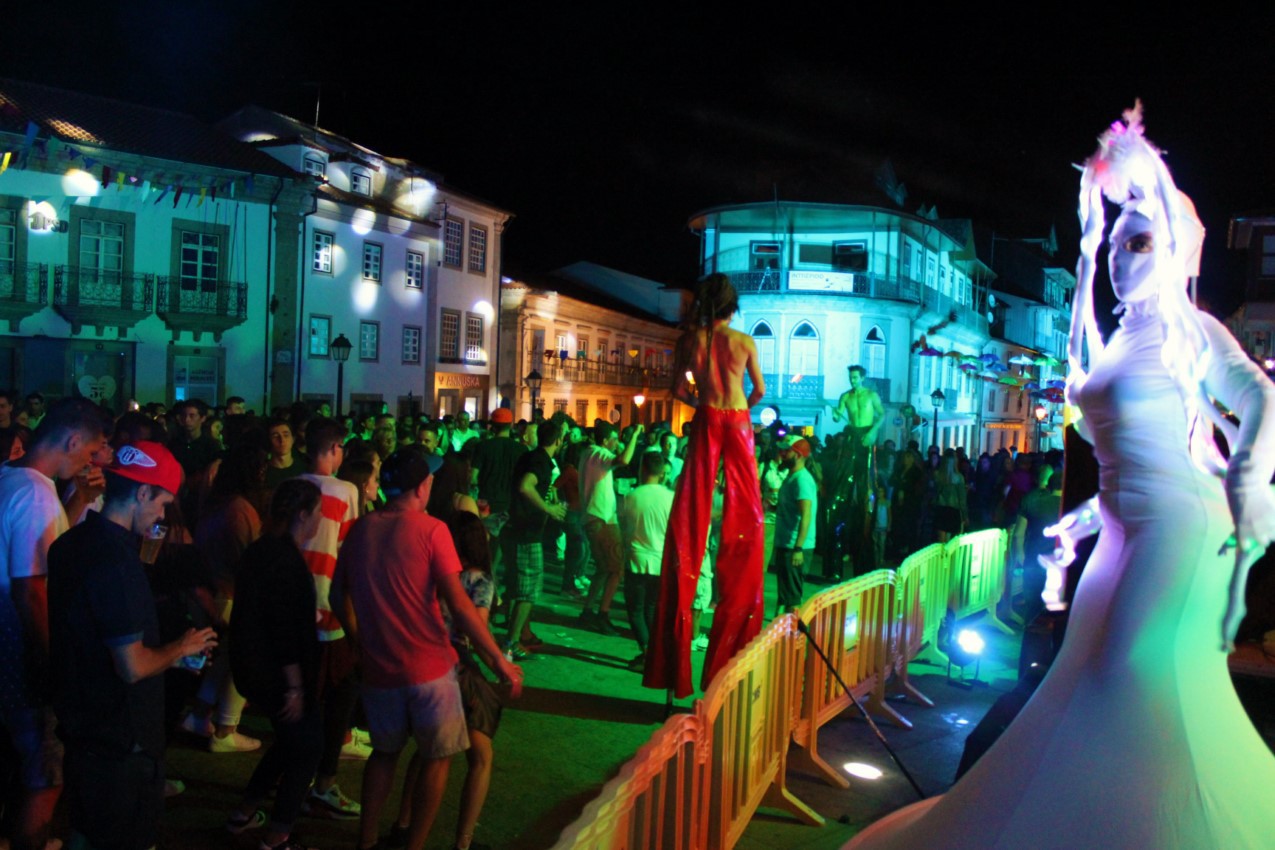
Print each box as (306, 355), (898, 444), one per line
(848, 103), (1275, 849)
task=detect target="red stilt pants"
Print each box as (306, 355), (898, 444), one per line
(643, 407), (763, 698)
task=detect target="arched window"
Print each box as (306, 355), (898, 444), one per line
(862, 325), (886, 379)
(788, 321), (819, 377)
(752, 321), (775, 374)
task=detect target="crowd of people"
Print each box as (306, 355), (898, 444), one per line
(0, 386), (1066, 850)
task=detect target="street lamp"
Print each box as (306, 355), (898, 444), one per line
(930, 388), (945, 452)
(330, 333), (352, 416)
(1034, 403), (1048, 451)
(633, 393), (646, 426)
(525, 369), (543, 420)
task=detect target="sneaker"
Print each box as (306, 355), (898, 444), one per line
(593, 612), (620, 637)
(339, 738), (373, 760)
(350, 726), (372, 747)
(691, 634), (710, 652)
(179, 711), (213, 738)
(226, 808), (267, 835)
(209, 730), (262, 753)
(306, 783), (361, 819)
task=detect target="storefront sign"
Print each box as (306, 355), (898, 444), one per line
(437, 373), (486, 389)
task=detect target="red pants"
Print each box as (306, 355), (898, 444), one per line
(644, 407), (764, 697)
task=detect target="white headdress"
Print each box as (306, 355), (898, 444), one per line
(1070, 101), (1231, 475)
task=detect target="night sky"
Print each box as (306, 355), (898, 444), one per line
(3, 6), (1271, 313)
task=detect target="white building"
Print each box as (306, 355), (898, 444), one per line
(220, 106), (512, 418)
(498, 262), (688, 430)
(0, 78), (305, 408)
(689, 202), (994, 451)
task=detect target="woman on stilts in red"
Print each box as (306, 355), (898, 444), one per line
(643, 274), (766, 699)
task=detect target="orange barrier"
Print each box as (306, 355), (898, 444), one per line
(944, 529), (1014, 636)
(790, 571), (903, 788)
(550, 713), (709, 850)
(888, 551), (936, 710)
(699, 614), (823, 848)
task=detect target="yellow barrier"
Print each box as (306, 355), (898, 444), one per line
(790, 571), (904, 788)
(550, 713), (709, 850)
(699, 614), (823, 848)
(888, 552), (936, 710)
(943, 529), (1014, 636)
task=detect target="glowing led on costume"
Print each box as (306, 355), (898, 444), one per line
(843, 763), (883, 780)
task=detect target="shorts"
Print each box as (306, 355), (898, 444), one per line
(512, 543), (544, 603)
(456, 655), (503, 740)
(583, 518), (623, 576)
(362, 669), (469, 758)
(0, 700), (64, 789)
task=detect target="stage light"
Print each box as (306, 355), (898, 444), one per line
(956, 628), (985, 656)
(843, 762), (883, 780)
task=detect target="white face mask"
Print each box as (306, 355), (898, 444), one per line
(1108, 210), (1163, 304)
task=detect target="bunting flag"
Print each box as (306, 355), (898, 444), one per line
(19, 121), (37, 165)
(154, 185), (170, 205)
(209, 184), (217, 203)
(172, 186), (184, 207)
(115, 171), (126, 190)
(197, 187), (206, 207)
(0, 152), (9, 176)
(100, 165), (112, 187)
(82, 156), (96, 169)
(244, 175), (254, 194)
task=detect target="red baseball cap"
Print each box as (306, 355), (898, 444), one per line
(108, 441), (183, 496)
(491, 408), (513, 425)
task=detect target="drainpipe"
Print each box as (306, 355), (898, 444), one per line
(263, 178), (283, 412)
(293, 191), (319, 403)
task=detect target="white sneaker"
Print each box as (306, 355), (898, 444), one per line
(209, 730), (262, 753)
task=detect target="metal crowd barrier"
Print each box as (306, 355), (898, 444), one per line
(552, 529), (1010, 849)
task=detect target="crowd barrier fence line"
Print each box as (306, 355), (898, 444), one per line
(552, 528), (1010, 849)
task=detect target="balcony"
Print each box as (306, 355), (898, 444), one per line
(0, 261), (48, 331)
(729, 269), (922, 304)
(53, 266), (153, 335)
(528, 352), (671, 390)
(156, 276), (249, 342)
(746, 372), (826, 402)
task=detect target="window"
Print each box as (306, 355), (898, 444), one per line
(577, 336), (589, 361)
(465, 313), (485, 363)
(302, 153), (326, 179)
(402, 325), (421, 364)
(553, 399), (568, 414)
(405, 251), (424, 289)
(987, 388), (996, 412)
(751, 241), (781, 270)
(351, 168), (372, 196)
(468, 224), (487, 274)
(576, 399), (589, 424)
(926, 255), (937, 287)
(179, 231), (219, 292)
(362, 242), (382, 282)
(788, 321), (819, 376)
(80, 219), (124, 277)
(862, 325), (886, 378)
(833, 241), (868, 272)
(313, 231), (334, 274)
(1262, 234), (1275, 278)
(440, 309), (461, 361)
(359, 321), (379, 361)
(0, 207), (16, 265)
(443, 217), (464, 268)
(596, 399), (608, 422)
(308, 315), (331, 358)
(752, 321), (775, 374)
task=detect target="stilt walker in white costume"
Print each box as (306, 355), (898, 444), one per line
(848, 102), (1275, 849)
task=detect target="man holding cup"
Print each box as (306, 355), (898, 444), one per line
(48, 441), (217, 850)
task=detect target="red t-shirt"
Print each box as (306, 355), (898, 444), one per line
(333, 509), (460, 688)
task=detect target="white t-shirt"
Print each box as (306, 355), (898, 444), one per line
(0, 465), (69, 698)
(580, 444), (623, 524)
(619, 483), (674, 576)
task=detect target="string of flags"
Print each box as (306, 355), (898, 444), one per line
(912, 334), (1066, 402)
(0, 121), (259, 207)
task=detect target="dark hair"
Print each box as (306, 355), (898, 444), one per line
(448, 511), (491, 575)
(639, 450), (667, 480)
(207, 444), (268, 508)
(102, 469), (147, 507)
(536, 419), (564, 449)
(266, 478), (322, 536)
(688, 273), (738, 326)
(342, 438), (378, 467)
(172, 399), (207, 416)
(226, 396), (245, 407)
(111, 411), (156, 447)
(0, 389), (15, 406)
(31, 397), (111, 449)
(337, 459), (376, 512)
(25, 391), (44, 403)
(593, 421), (616, 445)
(305, 417), (348, 458)
(426, 456), (471, 522)
(848, 365), (867, 378)
(0, 426), (30, 461)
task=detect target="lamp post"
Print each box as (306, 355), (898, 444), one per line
(633, 393), (646, 427)
(525, 369), (542, 421)
(330, 333), (352, 416)
(1034, 403), (1048, 452)
(930, 388), (945, 452)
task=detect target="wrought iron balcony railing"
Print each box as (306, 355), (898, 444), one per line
(155, 276), (249, 342)
(53, 265), (153, 334)
(728, 269), (924, 305)
(528, 351), (672, 389)
(0, 261), (48, 332)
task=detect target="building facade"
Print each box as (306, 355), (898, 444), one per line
(220, 106), (511, 418)
(0, 78), (305, 410)
(689, 202), (994, 451)
(1226, 212), (1275, 374)
(498, 263), (688, 430)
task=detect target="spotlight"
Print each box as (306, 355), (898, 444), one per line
(843, 762), (883, 780)
(938, 613), (984, 688)
(956, 628), (985, 657)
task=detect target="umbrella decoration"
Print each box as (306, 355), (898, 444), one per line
(1008, 354), (1036, 366)
(997, 375), (1020, 385)
(1034, 355), (1062, 367)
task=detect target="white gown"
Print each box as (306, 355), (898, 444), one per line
(848, 308), (1275, 849)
